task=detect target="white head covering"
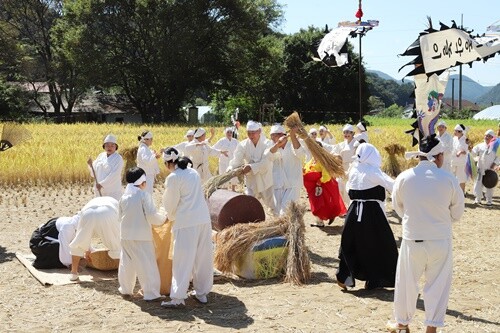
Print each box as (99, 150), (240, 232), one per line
(270, 124), (286, 135)
(405, 140), (445, 162)
(319, 125), (327, 132)
(343, 124), (354, 132)
(356, 122), (366, 132)
(163, 150), (179, 162)
(454, 124), (466, 132)
(185, 129), (195, 138)
(225, 127), (233, 134)
(194, 128), (206, 138)
(353, 143), (381, 168)
(142, 131), (153, 139)
(103, 133), (117, 145)
(437, 120), (447, 128)
(309, 128), (318, 135)
(485, 129), (495, 137)
(246, 121), (260, 131)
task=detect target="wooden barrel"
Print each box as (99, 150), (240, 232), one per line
(208, 189), (265, 231)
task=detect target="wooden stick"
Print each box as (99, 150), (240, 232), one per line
(89, 159), (102, 196)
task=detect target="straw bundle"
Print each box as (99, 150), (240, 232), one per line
(204, 166), (244, 198)
(121, 146), (138, 182)
(283, 202), (310, 285)
(214, 217), (288, 273)
(284, 112), (344, 178)
(214, 201), (311, 285)
(382, 144), (406, 177)
(86, 249), (119, 271)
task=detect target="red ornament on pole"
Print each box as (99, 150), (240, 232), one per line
(355, 0), (363, 21)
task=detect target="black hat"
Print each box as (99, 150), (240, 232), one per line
(482, 170), (498, 189)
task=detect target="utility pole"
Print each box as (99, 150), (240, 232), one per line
(451, 78), (455, 114)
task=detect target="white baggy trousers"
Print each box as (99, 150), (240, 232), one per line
(393, 239), (453, 328)
(118, 240), (161, 300)
(170, 223), (213, 301)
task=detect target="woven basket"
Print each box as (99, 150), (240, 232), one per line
(86, 249), (120, 271)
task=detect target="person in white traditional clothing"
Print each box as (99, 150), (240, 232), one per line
(136, 130), (163, 195)
(336, 143), (398, 290)
(68, 196), (121, 281)
(227, 120), (275, 214)
(29, 214), (80, 269)
(354, 121), (369, 145)
(332, 124), (357, 207)
(87, 133), (124, 201)
(173, 129), (195, 156)
(118, 167), (166, 301)
(436, 120), (453, 173)
(161, 148), (213, 308)
(184, 127), (228, 183)
(212, 127), (239, 191)
(269, 124), (305, 216)
(470, 129), (499, 206)
(450, 124), (469, 193)
(388, 135), (464, 333)
(319, 125), (336, 144)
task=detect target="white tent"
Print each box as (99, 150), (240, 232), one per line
(473, 105), (500, 120)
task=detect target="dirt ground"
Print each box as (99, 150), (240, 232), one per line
(0, 182), (498, 333)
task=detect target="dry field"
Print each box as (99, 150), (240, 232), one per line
(0, 181), (498, 333)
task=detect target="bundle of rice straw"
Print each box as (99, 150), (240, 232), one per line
(121, 146), (138, 183)
(204, 166), (244, 198)
(214, 201), (311, 285)
(284, 112), (344, 178)
(86, 249), (119, 271)
(283, 202), (310, 285)
(382, 143), (406, 177)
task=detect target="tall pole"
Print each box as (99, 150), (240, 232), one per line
(451, 78), (455, 115)
(359, 33), (363, 121)
(459, 14), (463, 111)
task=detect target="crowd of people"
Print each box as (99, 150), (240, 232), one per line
(29, 119), (499, 332)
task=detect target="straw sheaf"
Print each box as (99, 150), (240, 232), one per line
(214, 201), (311, 285)
(204, 166), (244, 198)
(382, 143), (406, 178)
(284, 112), (344, 178)
(86, 249), (119, 271)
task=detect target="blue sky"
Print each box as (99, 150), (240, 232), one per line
(279, 0), (500, 86)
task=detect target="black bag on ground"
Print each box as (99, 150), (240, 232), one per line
(29, 217), (66, 269)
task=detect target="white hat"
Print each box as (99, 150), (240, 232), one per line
(342, 124), (354, 132)
(319, 125), (327, 131)
(485, 129), (495, 136)
(309, 128), (318, 134)
(246, 121), (260, 131)
(103, 133), (117, 144)
(185, 129), (195, 138)
(454, 124), (465, 132)
(225, 127), (233, 133)
(437, 120), (447, 127)
(270, 124), (286, 135)
(356, 122), (366, 132)
(194, 128), (206, 138)
(142, 131), (153, 139)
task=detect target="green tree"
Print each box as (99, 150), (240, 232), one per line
(278, 27), (367, 124)
(0, 0), (84, 117)
(62, 0), (284, 123)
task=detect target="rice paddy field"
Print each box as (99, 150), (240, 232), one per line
(0, 117), (499, 332)
(0, 117), (497, 185)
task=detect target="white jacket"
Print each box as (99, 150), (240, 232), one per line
(89, 151), (124, 200)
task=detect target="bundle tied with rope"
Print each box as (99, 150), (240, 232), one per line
(121, 146), (139, 183)
(382, 143), (406, 177)
(214, 202), (311, 285)
(203, 166), (244, 199)
(284, 112), (344, 178)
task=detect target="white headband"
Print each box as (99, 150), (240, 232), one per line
(142, 131), (153, 139)
(194, 128), (206, 138)
(133, 174), (146, 186)
(343, 124), (354, 132)
(405, 141), (445, 162)
(163, 151), (178, 162)
(356, 122), (366, 132)
(454, 124), (466, 132)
